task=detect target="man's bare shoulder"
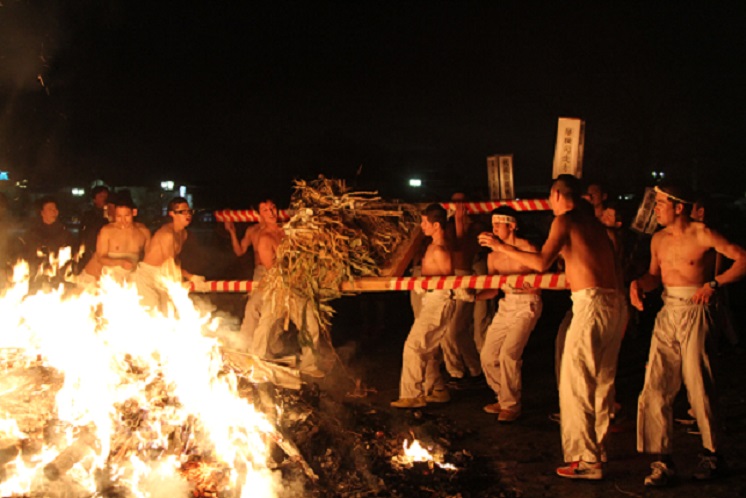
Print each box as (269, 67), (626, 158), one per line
(651, 229), (666, 243)
(430, 243), (451, 258)
(551, 212), (571, 228)
(153, 224), (175, 240)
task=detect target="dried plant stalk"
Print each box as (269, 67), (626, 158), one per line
(262, 177), (419, 345)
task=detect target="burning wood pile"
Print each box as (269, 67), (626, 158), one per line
(0, 261), (509, 497)
(261, 177), (419, 342)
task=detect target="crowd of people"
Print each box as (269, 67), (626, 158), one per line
(388, 176), (746, 487)
(0, 187), (203, 313)
(1, 177), (745, 488)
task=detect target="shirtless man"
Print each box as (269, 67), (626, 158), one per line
(632, 184), (746, 486)
(392, 204), (455, 408)
(224, 200), (285, 353)
(80, 195), (150, 285)
(135, 197), (197, 313)
(441, 193), (483, 387)
(479, 174), (624, 480)
(476, 207), (542, 423)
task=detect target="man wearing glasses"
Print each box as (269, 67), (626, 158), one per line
(135, 196), (199, 313)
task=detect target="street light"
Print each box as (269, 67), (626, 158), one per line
(160, 180), (175, 191)
(409, 178), (422, 187)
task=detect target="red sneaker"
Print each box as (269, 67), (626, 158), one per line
(556, 461), (603, 480)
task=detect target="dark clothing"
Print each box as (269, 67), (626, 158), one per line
(0, 216), (21, 290)
(78, 207), (108, 270)
(21, 220), (76, 284)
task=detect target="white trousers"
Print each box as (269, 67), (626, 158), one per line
(240, 265), (281, 353)
(555, 308), (573, 390)
(252, 287), (321, 369)
(399, 290), (455, 399)
(134, 262), (170, 315)
(441, 269), (482, 378)
(481, 293), (542, 412)
(559, 288), (626, 463)
(637, 287), (718, 454)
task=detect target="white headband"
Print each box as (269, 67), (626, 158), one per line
(653, 185), (693, 205)
(492, 214), (516, 225)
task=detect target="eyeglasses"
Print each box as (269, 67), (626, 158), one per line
(173, 209), (194, 215)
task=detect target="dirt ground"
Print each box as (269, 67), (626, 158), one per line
(274, 289), (746, 498)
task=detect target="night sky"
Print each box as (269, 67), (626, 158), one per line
(1, 2), (745, 207)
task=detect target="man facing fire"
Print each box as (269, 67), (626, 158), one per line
(135, 197), (202, 313)
(80, 193), (150, 286)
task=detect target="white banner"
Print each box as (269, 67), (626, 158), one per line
(630, 187), (658, 234)
(552, 117), (585, 179)
(486, 154), (515, 200)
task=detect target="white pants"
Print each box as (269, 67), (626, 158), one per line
(252, 289), (321, 369)
(637, 287), (718, 454)
(134, 262), (170, 315)
(240, 265), (280, 352)
(560, 288), (626, 463)
(399, 290), (455, 399)
(481, 293), (542, 412)
(409, 265), (423, 318)
(441, 269), (482, 378)
(555, 308), (574, 390)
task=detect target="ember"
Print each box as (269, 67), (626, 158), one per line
(392, 439), (456, 471)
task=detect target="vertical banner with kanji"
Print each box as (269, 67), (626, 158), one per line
(486, 154), (515, 200)
(630, 187), (658, 234)
(552, 117), (585, 179)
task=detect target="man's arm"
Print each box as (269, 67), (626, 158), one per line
(630, 232), (662, 310)
(705, 227), (746, 286)
(454, 202), (466, 239)
(475, 252), (499, 300)
(138, 224), (152, 248)
(224, 222), (255, 257)
(479, 215), (566, 272)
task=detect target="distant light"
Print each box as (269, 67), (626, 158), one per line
(409, 178), (422, 187)
(179, 185), (187, 197)
(0, 171), (8, 181)
(71, 187), (85, 197)
(161, 180), (175, 191)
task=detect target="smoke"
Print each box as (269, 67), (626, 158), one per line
(0, 0), (72, 183)
(0, 1), (67, 93)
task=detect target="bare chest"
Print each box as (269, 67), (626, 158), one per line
(108, 229), (144, 253)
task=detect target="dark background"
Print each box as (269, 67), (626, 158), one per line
(1, 1), (745, 208)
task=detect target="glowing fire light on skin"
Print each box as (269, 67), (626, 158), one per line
(391, 439), (456, 471)
(0, 261), (284, 497)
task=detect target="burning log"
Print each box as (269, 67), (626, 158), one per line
(222, 349), (301, 390)
(43, 428), (97, 480)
